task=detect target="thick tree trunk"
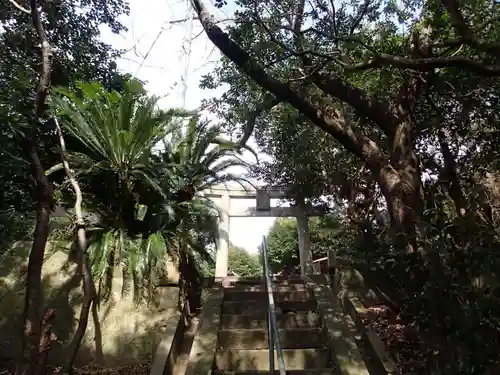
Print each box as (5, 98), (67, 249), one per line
(437, 129), (467, 217)
(377, 120), (424, 253)
(378, 166), (423, 253)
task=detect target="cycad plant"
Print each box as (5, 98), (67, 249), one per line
(51, 80), (188, 303)
(51, 80), (252, 313)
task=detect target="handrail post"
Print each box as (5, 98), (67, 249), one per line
(261, 236), (286, 375)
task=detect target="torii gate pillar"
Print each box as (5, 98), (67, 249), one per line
(214, 192), (230, 277)
(296, 201), (314, 275)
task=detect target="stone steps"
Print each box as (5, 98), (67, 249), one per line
(216, 278), (334, 373)
(218, 328), (327, 349)
(220, 312), (322, 330)
(223, 290), (314, 302)
(223, 284), (309, 292)
(183, 276), (373, 375)
(213, 370), (335, 375)
(213, 368), (335, 375)
(222, 300), (317, 315)
(224, 277), (305, 287)
(215, 348), (332, 371)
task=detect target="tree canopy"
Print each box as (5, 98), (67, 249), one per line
(194, 0), (500, 372)
(3, 0), (500, 373)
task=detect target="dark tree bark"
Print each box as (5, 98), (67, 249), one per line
(437, 128), (467, 217)
(18, 2), (54, 374)
(191, 0), (425, 253)
(178, 247), (203, 318)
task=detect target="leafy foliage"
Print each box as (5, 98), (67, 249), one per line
(200, 243), (261, 278)
(0, 0), (130, 248)
(266, 215), (356, 274)
(198, 0), (500, 371)
(228, 244), (261, 277)
(51, 80), (248, 314)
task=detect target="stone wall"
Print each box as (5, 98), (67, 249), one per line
(0, 241), (180, 368)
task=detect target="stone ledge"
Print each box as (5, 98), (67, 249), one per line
(302, 276), (370, 375)
(344, 297), (400, 375)
(149, 311), (183, 375)
(184, 287), (224, 375)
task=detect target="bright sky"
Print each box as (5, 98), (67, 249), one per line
(100, 0), (276, 253)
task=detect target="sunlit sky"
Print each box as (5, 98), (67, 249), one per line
(100, 0), (277, 253)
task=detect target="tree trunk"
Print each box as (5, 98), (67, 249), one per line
(179, 249), (202, 317)
(61, 247), (95, 374)
(378, 167), (422, 253)
(437, 128), (467, 217)
(19, 137), (52, 375)
(377, 120), (424, 253)
(18, 2), (55, 373)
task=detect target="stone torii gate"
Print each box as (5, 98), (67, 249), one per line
(203, 183), (327, 277)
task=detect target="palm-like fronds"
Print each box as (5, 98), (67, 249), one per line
(51, 81), (252, 311)
(86, 227), (169, 303)
(52, 81), (190, 183)
(162, 116), (254, 194)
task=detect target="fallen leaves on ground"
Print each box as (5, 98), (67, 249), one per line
(361, 304), (443, 374)
(72, 363), (151, 375)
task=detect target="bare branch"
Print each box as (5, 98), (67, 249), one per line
(9, 0), (30, 14)
(257, 15), (500, 76)
(255, 4), (398, 138)
(349, 52), (500, 76)
(53, 117), (96, 374)
(349, 0), (371, 35)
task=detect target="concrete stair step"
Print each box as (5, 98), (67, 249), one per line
(213, 369), (335, 375)
(224, 284), (309, 292)
(218, 328), (327, 349)
(223, 300), (317, 315)
(220, 312), (322, 329)
(215, 348), (331, 371)
(224, 290), (314, 302)
(226, 277), (305, 287)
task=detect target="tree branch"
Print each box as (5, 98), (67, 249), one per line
(238, 95), (281, 146)
(349, 0), (371, 35)
(52, 117), (96, 374)
(190, 0), (387, 168)
(347, 52), (500, 76)
(9, 0), (30, 14)
(31, 2), (52, 119)
(311, 72), (398, 137)
(441, 0), (500, 58)
(272, 20), (500, 76)
(272, 4), (399, 139)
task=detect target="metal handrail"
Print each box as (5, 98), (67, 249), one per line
(261, 236), (286, 375)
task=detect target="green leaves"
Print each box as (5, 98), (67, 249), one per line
(52, 81), (188, 172)
(265, 215), (356, 274)
(228, 245), (261, 277)
(50, 81), (251, 309)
